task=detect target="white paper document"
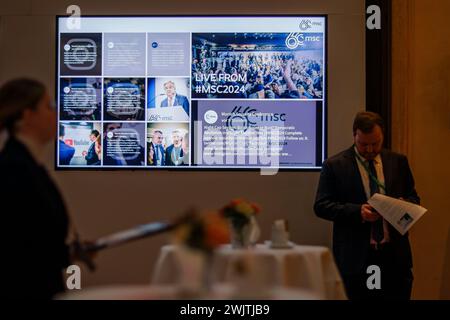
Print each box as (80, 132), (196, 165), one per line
(368, 193), (427, 235)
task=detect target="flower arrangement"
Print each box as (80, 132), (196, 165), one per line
(172, 209), (230, 296)
(221, 198), (260, 227)
(220, 199), (261, 248)
(173, 209), (230, 254)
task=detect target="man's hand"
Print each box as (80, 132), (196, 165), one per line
(361, 204), (381, 222)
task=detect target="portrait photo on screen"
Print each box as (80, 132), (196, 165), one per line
(103, 78), (146, 121)
(147, 77), (190, 121)
(146, 123), (189, 166)
(191, 33), (324, 100)
(59, 78), (102, 121)
(58, 122), (102, 166)
(103, 122), (145, 166)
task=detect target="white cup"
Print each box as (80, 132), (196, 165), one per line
(271, 220), (289, 246)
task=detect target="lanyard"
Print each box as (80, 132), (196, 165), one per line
(354, 150), (386, 193)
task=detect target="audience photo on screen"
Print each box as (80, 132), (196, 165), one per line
(191, 33), (324, 100)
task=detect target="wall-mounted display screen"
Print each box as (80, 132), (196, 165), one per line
(56, 16), (327, 170)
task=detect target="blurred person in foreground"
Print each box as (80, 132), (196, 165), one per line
(0, 78), (95, 299)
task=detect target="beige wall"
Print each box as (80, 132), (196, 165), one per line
(392, 0), (450, 300)
(0, 0), (365, 287)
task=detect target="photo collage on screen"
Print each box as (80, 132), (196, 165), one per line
(58, 31), (191, 167)
(57, 17), (326, 169)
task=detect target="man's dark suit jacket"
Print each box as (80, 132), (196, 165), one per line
(314, 146), (420, 276)
(0, 137), (70, 299)
(148, 142), (165, 166)
(165, 144), (184, 166)
(160, 94), (190, 116)
(59, 139), (75, 165)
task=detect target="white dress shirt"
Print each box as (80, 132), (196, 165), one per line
(354, 146), (390, 244)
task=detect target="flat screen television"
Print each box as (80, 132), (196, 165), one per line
(56, 15), (327, 170)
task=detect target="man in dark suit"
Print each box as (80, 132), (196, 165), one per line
(147, 129), (165, 166)
(314, 111), (420, 300)
(58, 125), (75, 165)
(160, 80), (189, 116)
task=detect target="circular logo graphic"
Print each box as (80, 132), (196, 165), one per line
(228, 115), (247, 132)
(299, 19), (312, 31)
(225, 106), (257, 133)
(152, 42), (158, 48)
(64, 44), (71, 51)
(73, 47), (89, 63)
(204, 110), (218, 124)
(107, 42), (114, 49)
(107, 131), (114, 139)
(107, 87), (114, 94)
(63, 87), (71, 94)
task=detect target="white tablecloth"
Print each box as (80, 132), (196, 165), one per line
(58, 284), (321, 300)
(152, 243), (347, 300)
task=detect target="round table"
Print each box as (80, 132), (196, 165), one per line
(152, 242), (347, 300)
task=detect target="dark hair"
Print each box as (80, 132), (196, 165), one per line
(91, 129), (100, 137)
(352, 111), (384, 135)
(0, 78), (46, 132)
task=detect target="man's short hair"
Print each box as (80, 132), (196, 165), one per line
(163, 81), (176, 89)
(153, 129), (163, 135)
(353, 111), (384, 135)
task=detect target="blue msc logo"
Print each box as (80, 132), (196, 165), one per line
(152, 42), (158, 48)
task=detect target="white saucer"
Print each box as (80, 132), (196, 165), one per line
(265, 240), (294, 249)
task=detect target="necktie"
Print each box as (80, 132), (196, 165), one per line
(368, 160), (384, 243)
(168, 97), (173, 107)
(155, 145), (160, 164)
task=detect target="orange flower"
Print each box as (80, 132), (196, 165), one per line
(203, 212), (230, 250)
(250, 203), (261, 214)
(230, 198), (244, 206)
